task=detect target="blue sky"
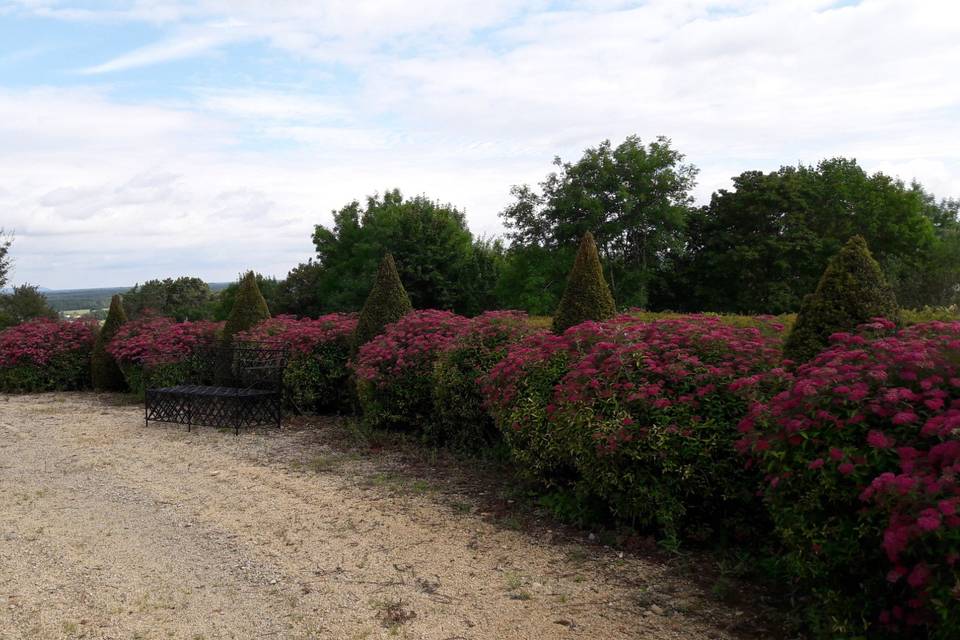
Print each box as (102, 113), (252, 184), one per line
(0, 0), (958, 289)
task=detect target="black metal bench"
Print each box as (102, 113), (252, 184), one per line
(144, 342), (288, 434)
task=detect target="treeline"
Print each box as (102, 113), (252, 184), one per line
(275, 135), (958, 317)
(3, 134), (958, 325)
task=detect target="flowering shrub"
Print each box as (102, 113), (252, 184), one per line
(353, 309), (470, 431)
(235, 313), (357, 413)
(483, 321), (620, 485)
(555, 315), (786, 541)
(0, 318), (97, 392)
(431, 311), (542, 452)
(739, 319), (960, 638)
(107, 315), (222, 396)
(484, 315), (785, 539)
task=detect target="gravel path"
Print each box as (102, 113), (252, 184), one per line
(0, 393), (761, 639)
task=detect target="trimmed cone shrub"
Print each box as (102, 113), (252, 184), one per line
(431, 311), (542, 453)
(738, 319), (960, 638)
(222, 271), (271, 345)
(784, 235), (899, 363)
(0, 318), (97, 392)
(91, 294), (128, 391)
(353, 309), (469, 431)
(235, 313), (358, 413)
(552, 232), (616, 334)
(107, 316), (222, 397)
(354, 253), (412, 351)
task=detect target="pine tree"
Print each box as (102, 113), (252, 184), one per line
(222, 271), (271, 344)
(91, 294), (128, 391)
(784, 235), (899, 362)
(552, 232), (616, 333)
(354, 253), (412, 350)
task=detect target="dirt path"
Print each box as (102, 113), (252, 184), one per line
(0, 393), (762, 640)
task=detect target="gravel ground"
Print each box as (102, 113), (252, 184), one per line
(0, 393), (770, 640)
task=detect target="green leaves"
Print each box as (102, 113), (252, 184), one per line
(552, 232), (616, 333)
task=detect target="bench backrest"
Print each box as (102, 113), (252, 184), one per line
(192, 342), (289, 391)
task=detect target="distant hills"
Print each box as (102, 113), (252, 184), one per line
(35, 283), (231, 312)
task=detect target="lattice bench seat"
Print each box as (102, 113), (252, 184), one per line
(144, 343), (288, 434)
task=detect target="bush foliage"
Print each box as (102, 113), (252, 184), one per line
(91, 294), (128, 391)
(235, 313), (358, 413)
(739, 319), (960, 637)
(431, 311), (541, 452)
(784, 235), (899, 362)
(353, 253), (412, 351)
(485, 315), (786, 541)
(107, 315), (222, 396)
(552, 232), (616, 334)
(222, 271), (270, 344)
(0, 318), (97, 392)
(353, 309), (469, 431)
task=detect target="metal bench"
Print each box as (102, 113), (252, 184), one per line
(144, 342), (288, 434)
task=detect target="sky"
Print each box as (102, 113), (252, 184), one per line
(0, 0), (958, 290)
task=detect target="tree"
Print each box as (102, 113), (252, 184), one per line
(784, 236), (899, 363)
(222, 271), (271, 344)
(310, 189), (496, 314)
(676, 159), (941, 313)
(494, 244), (573, 316)
(124, 277), (215, 320)
(214, 274), (280, 321)
(0, 284), (58, 328)
(91, 294), (128, 391)
(0, 229), (11, 291)
(552, 232), (616, 333)
(272, 260), (324, 318)
(500, 135), (698, 308)
(354, 253), (412, 350)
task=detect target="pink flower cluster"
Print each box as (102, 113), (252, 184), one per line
(0, 318), (97, 367)
(352, 310), (470, 386)
(234, 313), (357, 354)
(739, 319), (960, 631)
(106, 315), (223, 366)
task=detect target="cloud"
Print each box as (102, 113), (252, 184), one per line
(1, 0), (958, 288)
(79, 24), (248, 74)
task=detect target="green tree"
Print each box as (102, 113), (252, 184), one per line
(784, 236), (899, 362)
(311, 189), (496, 314)
(91, 294), (128, 391)
(676, 159), (941, 313)
(214, 274), (279, 321)
(0, 229), (11, 290)
(0, 284), (58, 328)
(274, 260), (325, 317)
(552, 232), (616, 333)
(493, 244), (573, 316)
(500, 135), (697, 308)
(353, 253), (412, 350)
(124, 277), (215, 320)
(222, 271), (271, 344)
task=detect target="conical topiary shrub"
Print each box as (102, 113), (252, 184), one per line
(552, 231), (616, 334)
(354, 253), (412, 351)
(784, 235), (899, 363)
(91, 294), (128, 391)
(223, 271), (271, 344)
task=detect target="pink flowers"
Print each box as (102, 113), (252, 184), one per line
(107, 315), (223, 366)
(353, 310), (470, 386)
(234, 313), (357, 354)
(740, 319), (960, 632)
(0, 318), (97, 367)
